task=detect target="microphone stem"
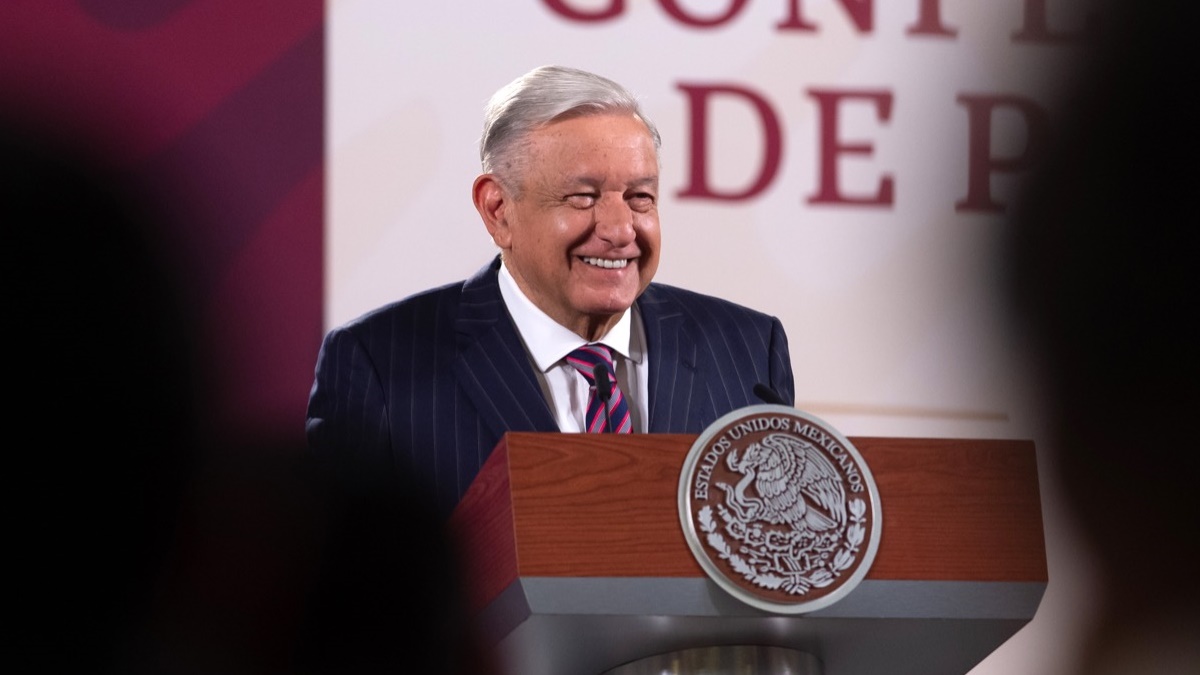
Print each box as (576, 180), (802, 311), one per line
(593, 363), (615, 432)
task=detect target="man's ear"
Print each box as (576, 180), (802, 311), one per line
(473, 174), (512, 249)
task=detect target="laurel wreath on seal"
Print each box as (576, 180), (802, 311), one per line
(698, 498), (867, 595)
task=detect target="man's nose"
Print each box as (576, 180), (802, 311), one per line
(594, 194), (636, 244)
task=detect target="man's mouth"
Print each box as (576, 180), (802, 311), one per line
(581, 256), (630, 269)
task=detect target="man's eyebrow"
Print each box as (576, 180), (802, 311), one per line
(558, 175), (602, 189)
(627, 176), (659, 189)
(558, 174), (659, 189)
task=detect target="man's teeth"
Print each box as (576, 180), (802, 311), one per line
(582, 257), (628, 269)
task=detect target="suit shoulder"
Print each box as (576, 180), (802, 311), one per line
(332, 258), (501, 337)
(332, 280), (466, 338)
(642, 282), (779, 325)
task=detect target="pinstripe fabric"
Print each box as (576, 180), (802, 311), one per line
(306, 256), (794, 517)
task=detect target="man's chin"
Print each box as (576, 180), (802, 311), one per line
(576, 292), (639, 317)
(565, 297), (631, 331)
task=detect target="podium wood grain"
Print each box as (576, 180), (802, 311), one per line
(450, 433), (1046, 614)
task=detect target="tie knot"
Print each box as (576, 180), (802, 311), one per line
(566, 343), (632, 433)
(566, 344), (615, 384)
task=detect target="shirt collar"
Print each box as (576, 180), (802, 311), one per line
(498, 261), (638, 372)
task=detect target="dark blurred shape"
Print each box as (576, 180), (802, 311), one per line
(297, 457), (493, 675)
(3, 118), (200, 672)
(1006, 0), (1199, 671)
(3, 117), (489, 673)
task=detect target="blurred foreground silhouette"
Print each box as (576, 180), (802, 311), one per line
(1005, 1), (1200, 672)
(4, 117), (490, 674)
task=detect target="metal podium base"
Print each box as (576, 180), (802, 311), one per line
(601, 646), (821, 675)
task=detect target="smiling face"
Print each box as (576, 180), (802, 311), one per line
(474, 113), (661, 341)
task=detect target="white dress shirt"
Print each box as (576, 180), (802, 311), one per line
(497, 263), (649, 433)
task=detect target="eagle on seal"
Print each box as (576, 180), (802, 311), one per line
(722, 433), (847, 532)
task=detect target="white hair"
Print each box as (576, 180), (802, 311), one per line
(479, 65), (661, 190)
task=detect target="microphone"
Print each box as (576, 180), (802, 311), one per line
(593, 364), (615, 433)
(753, 383), (788, 406)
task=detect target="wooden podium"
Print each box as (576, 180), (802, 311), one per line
(450, 433), (1047, 675)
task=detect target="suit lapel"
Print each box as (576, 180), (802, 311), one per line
(452, 267), (713, 436)
(638, 285), (703, 433)
(454, 258), (559, 437)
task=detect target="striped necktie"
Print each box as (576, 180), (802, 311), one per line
(565, 344), (633, 433)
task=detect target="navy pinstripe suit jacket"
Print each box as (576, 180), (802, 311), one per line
(306, 257), (794, 516)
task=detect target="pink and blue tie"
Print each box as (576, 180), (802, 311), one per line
(566, 344), (632, 433)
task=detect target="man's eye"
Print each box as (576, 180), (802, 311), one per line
(566, 194), (596, 208)
(628, 193), (656, 210)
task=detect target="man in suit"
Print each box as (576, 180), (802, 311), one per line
(307, 65), (794, 516)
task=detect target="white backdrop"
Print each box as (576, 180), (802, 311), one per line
(329, 1), (1100, 672)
